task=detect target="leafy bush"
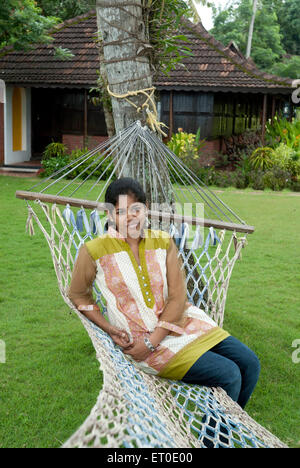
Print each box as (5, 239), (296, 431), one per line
(234, 169), (249, 189)
(234, 153), (252, 188)
(249, 147), (275, 171)
(40, 143), (118, 181)
(249, 142), (300, 178)
(41, 155), (70, 178)
(222, 129), (262, 165)
(67, 148), (117, 181)
(167, 128), (206, 160)
(248, 170), (265, 190)
(290, 180), (300, 192)
(213, 171), (236, 188)
(42, 142), (68, 161)
(272, 143), (300, 177)
(262, 167), (292, 191)
(266, 116), (300, 150)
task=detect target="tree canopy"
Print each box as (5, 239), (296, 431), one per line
(211, 0), (300, 78)
(0, 0), (58, 50)
(36, 0), (96, 23)
(1, 0), (298, 78)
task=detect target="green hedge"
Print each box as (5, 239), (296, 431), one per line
(40, 146), (117, 181)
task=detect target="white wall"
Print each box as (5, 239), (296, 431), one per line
(4, 86), (31, 164)
(0, 79), (5, 104)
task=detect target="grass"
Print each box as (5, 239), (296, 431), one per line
(0, 175), (299, 448)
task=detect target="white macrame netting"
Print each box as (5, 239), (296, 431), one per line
(17, 121), (287, 448)
(22, 200), (287, 448)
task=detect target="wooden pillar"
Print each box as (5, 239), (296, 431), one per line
(168, 90), (173, 139)
(261, 94), (267, 145)
(83, 89), (88, 148)
(0, 80), (5, 165)
(0, 102), (4, 165)
(248, 99), (253, 128)
(271, 95), (276, 123)
(232, 96), (236, 135)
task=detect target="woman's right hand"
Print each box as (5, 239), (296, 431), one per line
(107, 325), (133, 349)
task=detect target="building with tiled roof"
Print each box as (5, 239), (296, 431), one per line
(0, 10), (294, 168)
(156, 21), (293, 92)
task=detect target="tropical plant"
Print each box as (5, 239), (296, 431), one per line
(167, 128), (206, 160)
(41, 154), (70, 178)
(271, 142), (299, 174)
(234, 153), (252, 187)
(249, 146), (275, 171)
(42, 141), (67, 160)
(68, 147), (117, 181)
(142, 0), (194, 76)
(266, 116), (300, 150)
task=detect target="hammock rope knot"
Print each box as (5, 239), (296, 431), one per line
(107, 85), (168, 136)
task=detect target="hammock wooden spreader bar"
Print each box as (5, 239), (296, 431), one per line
(15, 190), (255, 234)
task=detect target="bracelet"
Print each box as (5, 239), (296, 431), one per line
(78, 304), (100, 312)
(144, 336), (156, 352)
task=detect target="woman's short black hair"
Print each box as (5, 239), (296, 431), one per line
(104, 177), (147, 210)
(104, 178), (147, 232)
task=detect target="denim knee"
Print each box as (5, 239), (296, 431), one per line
(221, 361), (242, 402)
(244, 351), (261, 381)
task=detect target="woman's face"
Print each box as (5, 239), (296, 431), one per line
(108, 193), (148, 239)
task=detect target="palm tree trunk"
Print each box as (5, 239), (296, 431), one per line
(246, 0), (258, 59)
(96, 0), (153, 133)
(96, 0), (174, 206)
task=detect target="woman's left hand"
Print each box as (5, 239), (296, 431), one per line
(123, 339), (153, 362)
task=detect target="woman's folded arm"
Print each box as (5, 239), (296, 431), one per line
(150, 237), (188, 347)
(68, 245), (111, 332)
(68, 244), (97, 309)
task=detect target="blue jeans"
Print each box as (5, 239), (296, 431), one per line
(181, 336), (260, 409)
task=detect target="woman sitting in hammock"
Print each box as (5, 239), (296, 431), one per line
(68, 177), (260, 409)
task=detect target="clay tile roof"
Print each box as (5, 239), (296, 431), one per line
(155, 20), (292, 93)
(0, 11), (292, 93)
(0, 10), (99, 88)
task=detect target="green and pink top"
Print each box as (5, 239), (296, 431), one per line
(68, 226), (229, 379)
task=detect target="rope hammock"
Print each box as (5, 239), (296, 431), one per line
(16, 120), (286, 448)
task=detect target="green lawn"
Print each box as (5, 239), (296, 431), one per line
(0, 175), (299, 448)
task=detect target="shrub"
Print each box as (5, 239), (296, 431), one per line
(222, 129), (262, 165)
(42, 142), (67, 161)
(262, 167), (292, 191)
(40, 144), (118, 181)
(213, 171), (236, 188)
(234, 153), (252, 188)
(167, 128), (206, 160)
(249, 147), (275, 171)
(290, 180), (300, 192)
(266, 115), (300, 150)
(234, 169), (249, 189)
(272, 143), (300, 178)
(248, 170), (265, 190)
(67, 148), (117, 181)
(41, 154), (70, 178)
